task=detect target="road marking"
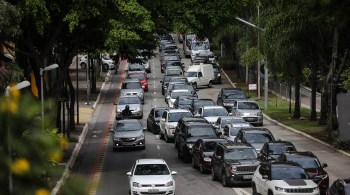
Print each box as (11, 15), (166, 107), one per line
(157, 145), (160, 150)
(154, 92), (156, 95)
(153, 98), (156, 101)
(232, 188), (251, 195)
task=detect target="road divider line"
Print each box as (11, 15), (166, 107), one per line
(157, 145), (160, 150)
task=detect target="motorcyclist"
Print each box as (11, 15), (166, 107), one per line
(121, 105), (132, 119)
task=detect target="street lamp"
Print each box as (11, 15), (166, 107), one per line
(6, 81), (31, 194)
(40, 64), (59, 129)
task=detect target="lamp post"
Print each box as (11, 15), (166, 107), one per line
(6, 81), (31, 194)
(40, 64), (59, 129)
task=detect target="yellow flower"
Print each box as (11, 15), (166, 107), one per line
(11, 158), (30, 175)
(35, 188), (49, 195)
(49, 150), (63, 163)
(10, 88), (20, 101)
(8, 100), (18, 113)
(59, 137), (69, 150)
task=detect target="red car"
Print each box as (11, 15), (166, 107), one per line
(127, 71), (148, 91)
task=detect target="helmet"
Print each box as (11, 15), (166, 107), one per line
(125, 105), (130, 109)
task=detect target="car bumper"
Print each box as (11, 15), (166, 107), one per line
(242, 116), (263, 125)
(271, 189), (319, 195)
(228, 173), (255, 184)
(113, 138), (145, 148)
(201, 160), (212, 171)
(130, 186), (175, 195)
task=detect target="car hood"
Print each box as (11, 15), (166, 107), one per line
(273, 179), (318, 188)
(114, 130), (143, 138)
(131, 175), (173, 184)
(117, 104), (141, 111)
(226, 159), (260, 165)
(121, 88), (143, 94)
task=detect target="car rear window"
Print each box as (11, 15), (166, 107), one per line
(188, 126), (215, 137)
(287, 156), (321, 169)
(122, 82), (141, 89)
(238, 102), (259, 109)
(203, 108), (228, 117)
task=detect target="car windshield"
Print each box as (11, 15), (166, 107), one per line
(245, 133), (274, 143)
(116, 122), (141, 132)
(203, 108), (228, 117)
(167, 61), (182, 66)
(287, 157), (321, 169)
(134, 164), (170, 175)
(119, 97), (140, 105)
(185, 72), (197, 77)
(168, 112), (192, 122)
(122, 82), (141, 89)
(268, 144), (296, 155)
(225, 148), (257, 160)
(174, 84), (194, 91)
(220, 118), (246, 128)
(203, 142), (217, 152)
(224, 91), (246, 99)
(171, 91), (192, 99)
(128, 74), (145, 80)
(188, 126), (215, 137)
(155, 109), (166, 118)
(194, 101), (215, 110)
(129, 65), (145, 71)
(170, 77), (187, 82)
(166, 69), (182, 75)
(271, 166), (309, 180)
(238, 102), (259, 109)
(191, 42), (209, 51)
(230, 126), (251, 136)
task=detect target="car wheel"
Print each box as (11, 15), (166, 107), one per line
(208, 81), (213, 88)
(199, 163), (206, 174)
(80, 63), (87, 69)
(222, 172), (229, 187)
(160, 131), (164, 139)
(191, 157), (197, 168)
(252, 182), (258, 195)
(103, 64), (109, 71)
(165, 132), (170, 143)
(211, 167), (218, 181)
(177, 149), (183, 159)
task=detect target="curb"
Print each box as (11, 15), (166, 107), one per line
(51, 70), (111, 195)
(221, 69), (350, 159)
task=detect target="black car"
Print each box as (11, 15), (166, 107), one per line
(259, 141), (297, 162)
(146, 107), (167, 134)
(192, 138), (228, 173)
(174, 96), (198, 110)
(217, 88), (248, 112)
(211, 142), (260, 186)
(177, 122), (218, 162)
(169, 83), (198, 98)
(234, 128), (275, 153)
(212, 64), (222, 84)
(174, 116), (209, 149)
(191, 99), (216, 115)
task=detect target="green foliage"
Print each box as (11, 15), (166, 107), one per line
(0, 62), (24, 94)
(302, 67), (311, 86)
(240, 47), (264, 67)
(341, 69), (350, 91)
(0, 0), (21, 41)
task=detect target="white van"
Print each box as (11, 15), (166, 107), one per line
(185, 63), (214, 88)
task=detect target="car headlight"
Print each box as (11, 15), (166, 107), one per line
(186, 143), (193, 149)
(113, 137), (120, 141)
(257, 112), (262, 116)
(137, 134), (144, 139)
(217, 73), (221, 77)
(313, 187), (319, 192)
(117, 108), (122, 112)
(275, 187), (285, 192)
(165, 181), (173, 187)
(228, 165), (237, 173)
(133, 182), (141, 187)
(203, 157), (211, 162)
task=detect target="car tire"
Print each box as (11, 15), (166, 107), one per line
(80, 63), (87, 69)
(208, 81), (213, 88)
(211, 167), (218, 181)
(191, 157), (197, 168)
(222, 172), (229, 187)
(252, 182), (258, 195)
(199, 163), (206, 174)
(165, 132), (170, 143)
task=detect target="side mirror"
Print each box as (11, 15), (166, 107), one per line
(171, 171), (177, 175)
(322, 163), (328, 168)
(143, 127), (147, 131)
(126, 172), (132, 176)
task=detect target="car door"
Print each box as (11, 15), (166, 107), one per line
(211, 146), (221, 174)
(160, 111), (167, 134)
(217, 90), (223, 105)
(147, 108), (154, 129)
(178, 125), (187, 154)
(192, 140), (201, 165)
(255, 164), (268, 194)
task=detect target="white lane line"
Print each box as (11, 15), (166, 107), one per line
(154, 92), (156, 95)
(157, 145), (160, 150)
(232, 188), (251, 195)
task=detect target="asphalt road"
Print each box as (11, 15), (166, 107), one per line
(72, 40), (350, 195)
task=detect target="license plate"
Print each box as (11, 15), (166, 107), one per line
(243, 175), (253, 179)
(246, 118), (255, 121)
(148, 189), (159, 193)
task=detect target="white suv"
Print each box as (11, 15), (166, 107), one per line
(252, 162), (319, 195)
(127, 159), (177, 195)
(159, 109), (193, 143)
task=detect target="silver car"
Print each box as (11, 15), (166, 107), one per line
(232, 100), (263, 126)
(120, 78), (144, 104)
(115, 95), (143, 119)
(222, 122), (253, 141)
(110, 119), (146, 151)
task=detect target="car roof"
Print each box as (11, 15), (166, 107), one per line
(171, 89), (191, 93)
(282, 151), (317, 158)
(236, 100), (258, 103)
(187, 122), (214, 127)
(199, 138), (228, 143)
(219, 142), (254, 149)
(180, 116), (208, 122)
(119, 95), (139, 98)
(229, 123), (252, 127)
(136, 159), (167, 165)
(167, 108), (191, 113)
(153, 107), (168, 110)
(240, 128), (272, 134)
(202, 105), (225, 109)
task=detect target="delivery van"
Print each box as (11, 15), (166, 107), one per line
(185, 63), (214, 88)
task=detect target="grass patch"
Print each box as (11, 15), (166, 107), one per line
(48, 164), (65, 190)
(223, 69), (328, 142)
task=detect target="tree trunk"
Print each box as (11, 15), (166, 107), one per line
(66, 70), (76, 135)
(289, 83), (292, 114)
(319, 80), (328, 125)
(293, 66), (301, 119)
(310, 64), (318, 120)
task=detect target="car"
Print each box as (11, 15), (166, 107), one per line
(177, 122), (219, 162)
(211, 142), (260, 186)
(146, 107), (167, 134)
(79, 54), (115, 71)
(192, 138), (228, 174)
(217, 88), (248, 112)
(259, 141), (297, 162)
(252, 162), (319, 195)
(327, 178), (350, 195)
(127, 63), (146, 74)
(173, 96), (198, 110)
(234, 128), (275, 153)
(115, 95), (143, 119)
(212, 64), (222, 84)
(120, 78), (145, 104)
(161, 76), (188, 95)
(127, 159), (177, 195)
(161, 50), (181, 61)
(110, 119), (146, 151)
(127, 71), (149, 92)
(159, 109), (193, 143)
(167, 83), (198, 100)
(191, 99), (216, 115)
(195, 50), (216, 63)
(160, 75), (172, 95)
(213, 116), (246, 134)
(232, 100), (263, 126)
(174, 116), (209, 149)
(195, 105), (229, 125)
(164, 60), (185, 71)
(136, 55), (151, 73)
(167, 89), (194, 108)
(165, 66), (183, 76)
(222, 122), (253, 141)
(161, 55), (181, 73)
(278, 151), (329, 194)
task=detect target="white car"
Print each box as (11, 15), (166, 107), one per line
(222, 122), (252, 141)
(196, 105), (229, 125)
(79, 54), (115, 71)
(127, 159), (177, 195)
(252, 162), (319, 195)
(159, 109), (193, 143)
(166, 89), (193, 108)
